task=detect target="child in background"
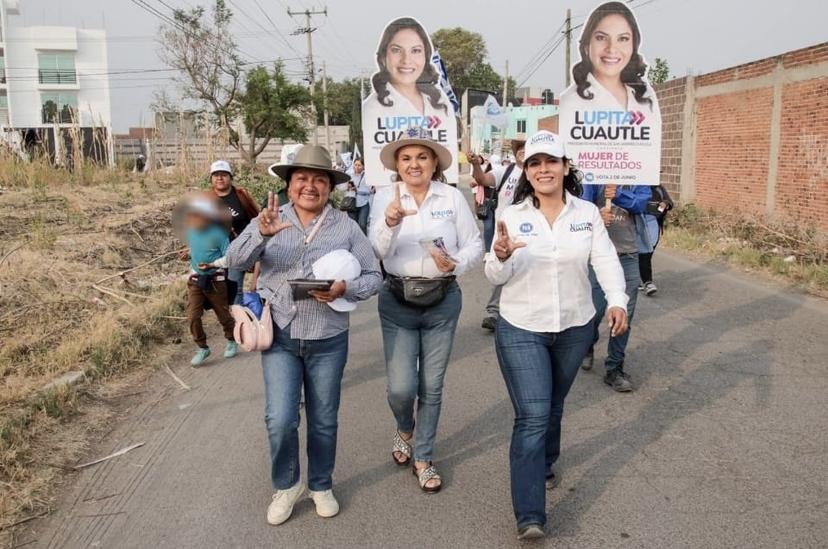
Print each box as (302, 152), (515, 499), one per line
(183, 195), (237, 366)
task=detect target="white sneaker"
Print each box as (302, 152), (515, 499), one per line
(308, 489), (340, 518)
(266, 481), (306, 525)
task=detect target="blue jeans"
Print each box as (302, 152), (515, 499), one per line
(378, 281), (462, 462)
(495, 317), (593, 528)
(261, 325), (348, 491)
(227, 269), (245, 305)
(483, 210), (495, 252)
(590, 253), (640, 370)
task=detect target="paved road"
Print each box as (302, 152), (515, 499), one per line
(29, 251), (828, 548)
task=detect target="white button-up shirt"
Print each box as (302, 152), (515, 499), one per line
(370, 181), (483, 278)
(485, 194), (628, 333)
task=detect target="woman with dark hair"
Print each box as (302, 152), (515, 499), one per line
(370, 17), (447, 115)
(561, 1), (659, 114)
(362, 16), (459, 186)
(486, 131), (628, 540)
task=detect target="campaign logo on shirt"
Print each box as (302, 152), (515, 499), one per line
(570, 221), (593, 233)
(431, 209), (454, 220)
(519, 222), (533, 234)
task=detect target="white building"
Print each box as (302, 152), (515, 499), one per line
(0, 0), (113, 163)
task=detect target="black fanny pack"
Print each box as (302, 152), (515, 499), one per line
(387, 275), (456, 308)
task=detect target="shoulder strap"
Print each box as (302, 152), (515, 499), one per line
(496, 163), (516, 193)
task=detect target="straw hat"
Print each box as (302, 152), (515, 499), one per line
(268, 145), (350, 185)
(379, 129), (453, 172)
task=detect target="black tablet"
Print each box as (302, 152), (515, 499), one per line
(288, 279), (334, 301)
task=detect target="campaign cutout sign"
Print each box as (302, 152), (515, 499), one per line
(362, 16), (459, 187)
(559, 1), (661, 185)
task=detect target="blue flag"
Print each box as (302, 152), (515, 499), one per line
(432, 50), (460, 115)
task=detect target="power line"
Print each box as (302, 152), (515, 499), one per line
(249, 0), (304, 58)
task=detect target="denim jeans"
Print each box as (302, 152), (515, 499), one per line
(261, 325), (349, 491)
(227, 269), (245, 305)
(495, 317), (593, 528)
(485, 284), (502, 317)
(590, 253), (640, 371)
(378, 281), (462, 462)
(482, 210), (495, 252)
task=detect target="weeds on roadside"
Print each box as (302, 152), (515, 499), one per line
(663, 204), (828, 296)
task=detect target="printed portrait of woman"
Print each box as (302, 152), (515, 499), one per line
(368, 17), (448, 116)
(560, 1), (660, 115)
(362, 16), (459, 187)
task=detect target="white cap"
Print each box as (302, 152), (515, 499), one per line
(523, 131), (566, 162)
(312, 250), (362, 312)
(210, 160), (233, 176)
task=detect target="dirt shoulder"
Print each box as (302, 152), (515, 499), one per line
(0, 166), (195, 546)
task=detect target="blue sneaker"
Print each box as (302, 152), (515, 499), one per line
(224, 341), (238, 359)
(191, 347), (210, 366)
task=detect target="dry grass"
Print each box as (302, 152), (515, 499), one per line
(661, 204), (828, 297)
(0, 153), (199, 542)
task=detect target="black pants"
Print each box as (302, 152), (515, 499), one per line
(639, 252), (654, 283)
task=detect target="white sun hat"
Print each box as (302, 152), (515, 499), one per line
(312, 250), (362, 312)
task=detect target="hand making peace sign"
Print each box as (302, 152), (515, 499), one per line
(258, 191), (293, 237)
(384, 182), (418, 228)
(493, 221), (527, 261)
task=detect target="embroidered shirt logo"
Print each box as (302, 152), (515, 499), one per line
(431, 209), (454, 219)
(519, 222), (533, 233)
(570, 222), (593, 233)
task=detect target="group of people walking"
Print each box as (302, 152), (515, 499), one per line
(177, 128), (674, 540)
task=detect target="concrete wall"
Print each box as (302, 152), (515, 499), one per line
(654, 42), (828, 229)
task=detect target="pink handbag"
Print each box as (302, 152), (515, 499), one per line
(230, 301), (273, 352)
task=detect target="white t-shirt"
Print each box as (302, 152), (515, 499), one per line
(489, 164), (523, 219)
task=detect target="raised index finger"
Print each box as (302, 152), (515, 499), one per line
(497, 220), (509, 239)
(267, 191), (275, 213)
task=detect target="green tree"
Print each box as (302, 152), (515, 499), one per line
(431, 27), (511, 102)
(313, 77), (365, 150)
(239, 63), (311, 164)
(649, 58), (670, 84)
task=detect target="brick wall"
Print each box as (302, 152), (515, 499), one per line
(694, 88), (774, 216)
(776, 78), (828, 224)
(653, 77), (687, 200)
(655, 41), (828, 229)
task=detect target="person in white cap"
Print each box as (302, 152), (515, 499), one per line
(207, 160), (260, 304)
(468, 138), (526, 332)
(224, 145), (381, 526)
(370, 129), (482, 493)
(485, 130), (628, 540)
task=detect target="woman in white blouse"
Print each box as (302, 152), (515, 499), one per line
(485, 130), (628, 540)
(370, 131), (482, 493)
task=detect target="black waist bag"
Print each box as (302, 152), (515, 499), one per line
(388, 275), (456, 308)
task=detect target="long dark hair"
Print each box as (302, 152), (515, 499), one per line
(512, 157), (583, 207)
(372, 17), (448, 114)
(572, 1), (651, 107)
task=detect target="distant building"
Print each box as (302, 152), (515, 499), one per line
(0, 0), (113, 164)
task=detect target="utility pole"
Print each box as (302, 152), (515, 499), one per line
(502, 60), (509, 106)
(322, 61), (331, 154)
(288, 6), (328, 145)
(565, 8), (572, 87)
